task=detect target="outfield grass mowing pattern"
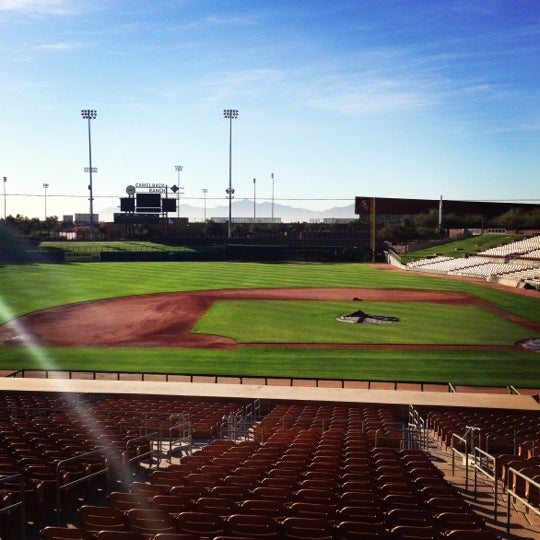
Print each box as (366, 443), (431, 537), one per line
(1, 262), (539, 321)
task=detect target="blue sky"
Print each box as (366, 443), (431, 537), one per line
(1, 0), (539, 221)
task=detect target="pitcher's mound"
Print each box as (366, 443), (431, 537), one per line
(337, 310), (399, 324)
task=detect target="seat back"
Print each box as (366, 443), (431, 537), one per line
(226, 513), (280, 538)
(126, 508), (175, 534)
(335, 520), (388, 539)
(175, 511), (224, 536)
(41, 527), (92, 540)
(78, 505), (126, 533)
(280, 516), (334, 539)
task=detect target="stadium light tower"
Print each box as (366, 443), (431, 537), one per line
(175, 165), (183, 218)
(81, 109), (97, 228)
(253, 178), (256, 220)
(2, 177), (6, 219)
(223, 108), (238, 238)
(202, 188), (208, 221)
(43, 183), (49, 220)
(271, 173), (275, 222)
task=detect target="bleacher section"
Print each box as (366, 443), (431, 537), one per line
(0, 391), (537, 539)
(405, 236), (540, 288)
(480, 237), (540, 258)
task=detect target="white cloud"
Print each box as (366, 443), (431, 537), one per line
(307, 78), (433, 115)
(204, 14), (259, 26)
(0, 0), (73, 15)
(34, 41), (79, 50)
(202, 68), (287, 104)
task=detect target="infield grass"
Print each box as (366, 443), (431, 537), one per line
(0, 261), (538, 387)
(192, 300), (532, 345)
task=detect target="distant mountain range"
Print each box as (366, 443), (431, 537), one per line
(98, 200), (357, 223)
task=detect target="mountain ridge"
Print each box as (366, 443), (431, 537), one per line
(98, 200), (357, 223)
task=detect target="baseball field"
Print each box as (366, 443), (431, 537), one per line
(0, 261), (539, 388)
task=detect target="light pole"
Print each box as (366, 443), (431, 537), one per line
(253, 178), (256, 220)
(271, 173), (275, 222)
(175, 165), (183, 218)
(43, 183), (49, 220)
(2, 177), (6, 219)
(202, 188), (208, 221)
(223, 108), (238, 238)
(81, 109), (97, 228)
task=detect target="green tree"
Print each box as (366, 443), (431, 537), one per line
(496, 209), (525, 230)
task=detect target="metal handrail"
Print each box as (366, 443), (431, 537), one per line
(473, 446), (499, 517)
(219, 419), (252, 442)
(0, 473), (25, 540)
(6, 369), (472, 393)
(167, 413), (192, 462)
(506, 466), (540, 532)
(451, 433), (470, 489)
(408, 405), (428, 450)
(55, 449), (108, 523)
(123, 432), (160, 472)
(374, 424), (407, 450)
(245, 399), (261, 420)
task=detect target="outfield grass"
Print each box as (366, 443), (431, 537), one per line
(40, 241), (197, 252)
(1, 262), (539, 322)
(1, 347), (538, 388)
(0, 261), (538, 387)
(192, 300), (532, 345)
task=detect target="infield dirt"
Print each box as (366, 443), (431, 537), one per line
(1, 287), (539, 350)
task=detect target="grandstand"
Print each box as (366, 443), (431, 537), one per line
(405, 236), (540, 289)
(0, 376), (538, 539)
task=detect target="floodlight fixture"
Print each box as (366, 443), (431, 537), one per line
(81, 109), (97, 120)
(223, 109), (238, 119)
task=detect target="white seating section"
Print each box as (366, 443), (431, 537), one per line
(406, 235), (540, 287)
(481, 236), (540, 257)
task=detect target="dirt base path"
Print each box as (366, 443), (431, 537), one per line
(1, 288), (538, 350)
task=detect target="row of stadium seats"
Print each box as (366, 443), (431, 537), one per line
(450, 262), (538, 279)
(41, 513), (501, 539)
(481, 236), (540, 257)
(88, 398), (248, 440)
(427, 410), (540, 453)
(254, 404), (401, 441)
(40, 429), (500, 539)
